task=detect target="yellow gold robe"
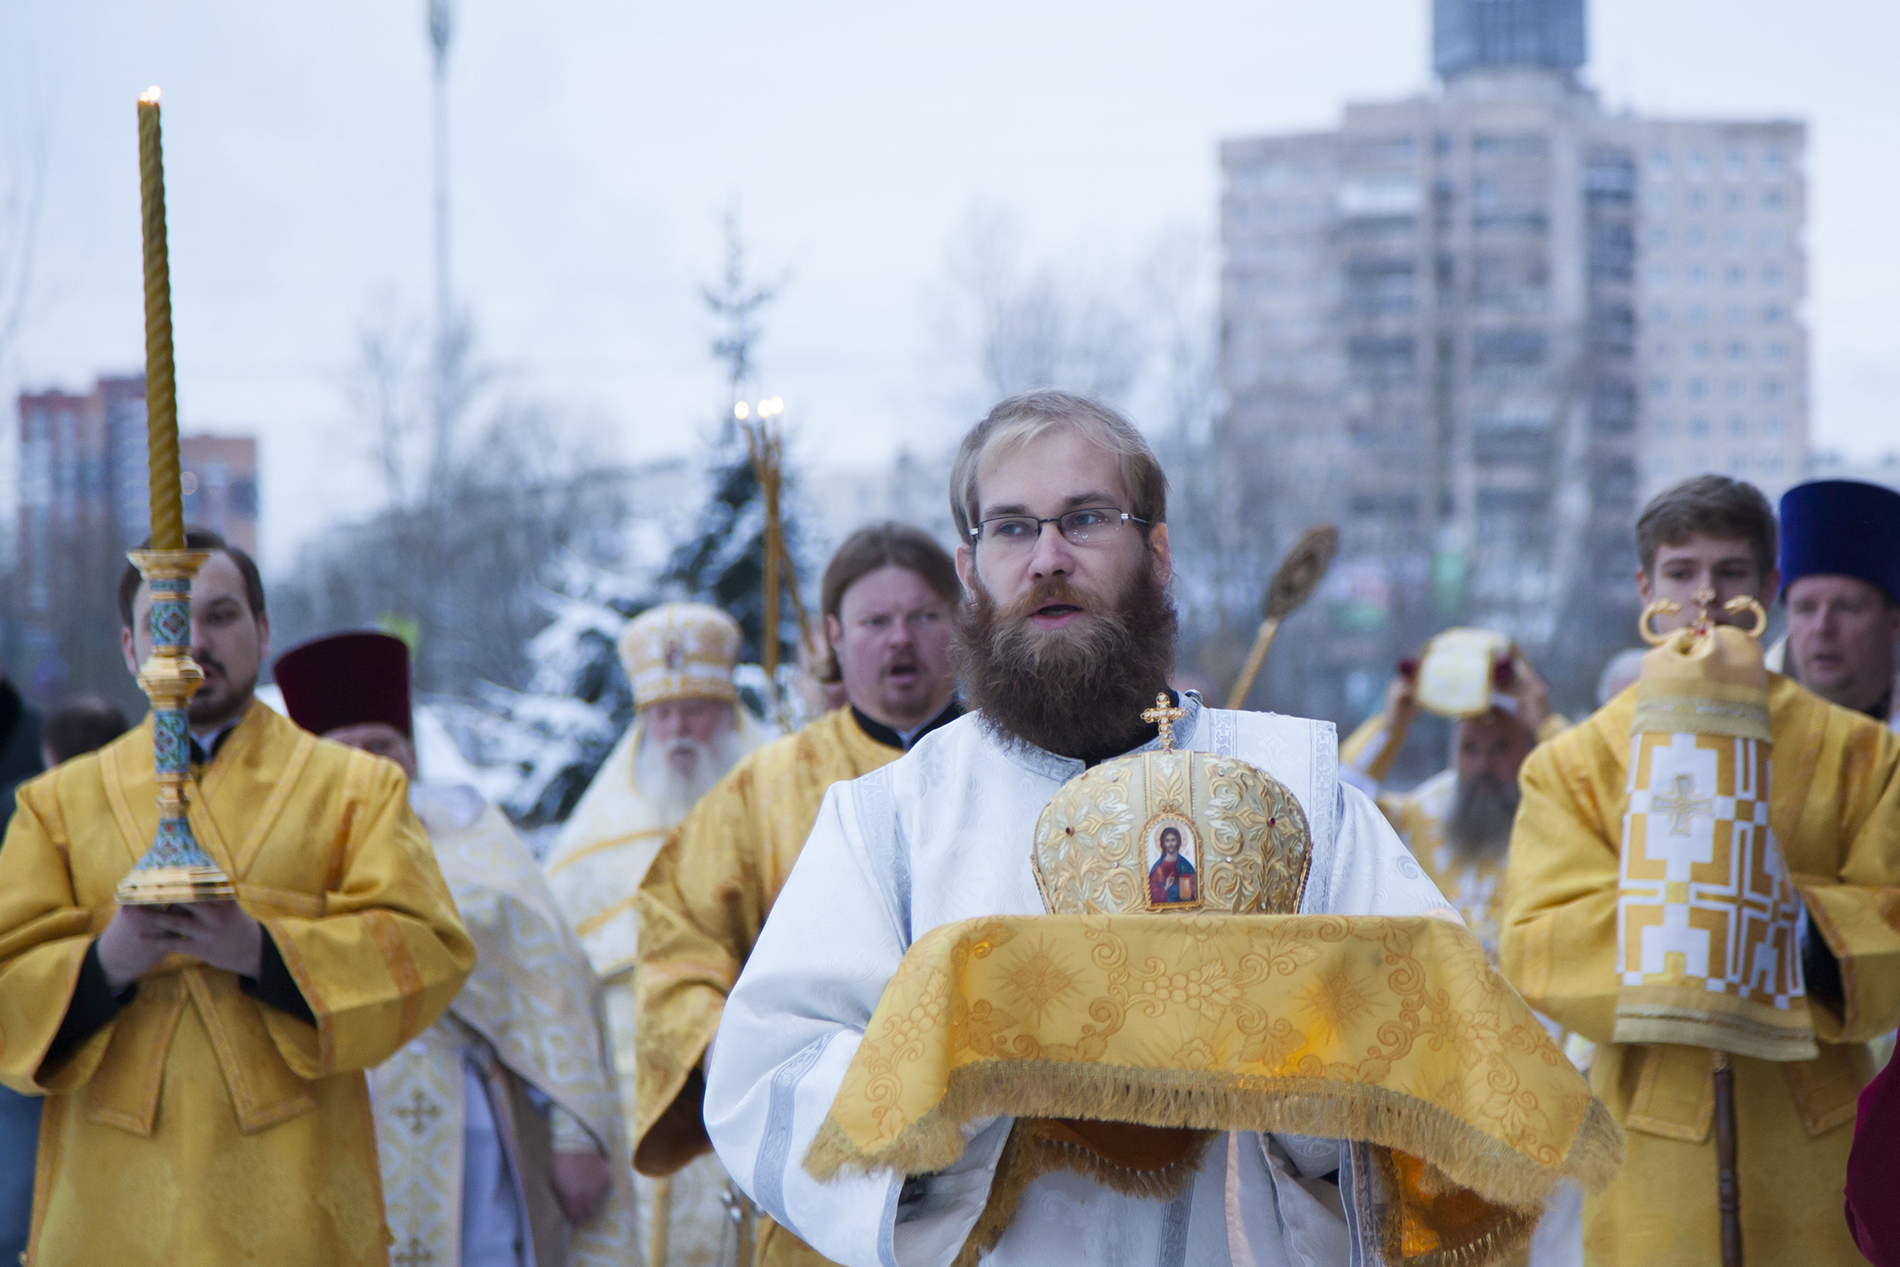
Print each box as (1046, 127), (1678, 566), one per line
(1375, 769), (1510, 960)
(635, 707), (899, 1267)
(0, 701), (474, 1266)
(1501, 675), (1900, 1266)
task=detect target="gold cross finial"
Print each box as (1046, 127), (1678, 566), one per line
(1142, 693), (1187, 752)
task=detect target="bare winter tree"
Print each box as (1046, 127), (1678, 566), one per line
(271, 307), (629, 698)
(936, 207), (1149, 410)
(0, 118), (43, 365)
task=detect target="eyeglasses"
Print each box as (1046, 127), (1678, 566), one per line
(969, 507), (1149, 550)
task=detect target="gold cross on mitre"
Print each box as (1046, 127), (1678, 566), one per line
(1142, 693), (1187, 752)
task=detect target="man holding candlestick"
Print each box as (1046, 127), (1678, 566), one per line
(0, 528), (475, 1266)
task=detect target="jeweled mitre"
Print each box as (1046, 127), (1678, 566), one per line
(1031, 744), (1312, 917)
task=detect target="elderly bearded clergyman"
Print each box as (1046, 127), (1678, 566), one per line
(543, 602), (773, 1263)
(702, 391), (1467, 1266)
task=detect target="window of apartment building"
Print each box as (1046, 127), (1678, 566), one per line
(1763, 187), (1786, 209)
(1762, 303), (1785, 323)
(1764, 417), (1787, 438)
(1685, 225), (1707, 248)
(1728, 416), (1748, 437)
(1687, 150), (1709, 178)
(1687, 303), (1709, 324)
(1688, 377), (1709, 399)
(1689, 416), (1711, 437)
(1650, 303), (1670, 325)
(1687, 263), (1709, 287)
(1722, 226), (1746, 251)
(1647, 224), (1669, 247)
(1649, 377), (1670, 398)
(1762, 379), (1784, 400)
(1647, 188), (1670, 213)
(1473, 133), (1546, 158)
(1724, 148), (1748, 180)
(1726, 340), (1747, 360)
(1726, 377), (1748, 400)
(1647, 263), (1670, 289)
(1690, 340), (1712, 359)
(1686, 189), (1708, 211)
(1648, 150), (1671, 178)
(1762, 149), (1786, 176)
(1723, 263), (1746, 286)
(1760, 227), (1786, 252)
(1762, 263), (1785, 286)
(1766, 341), (1788, 360)
(1652, 340), (1670, 359)
(1652, 416), (1673, 437)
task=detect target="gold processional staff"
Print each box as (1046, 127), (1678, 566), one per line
(1224, 524), (1339, 711)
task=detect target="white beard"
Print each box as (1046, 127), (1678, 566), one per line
(634, 726), (742, 826)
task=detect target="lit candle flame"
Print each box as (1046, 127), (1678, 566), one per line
(140, 86), (162, 105)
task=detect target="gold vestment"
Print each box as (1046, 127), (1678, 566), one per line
(0, 701), (474, 1266)
(1501, 675), (1900, 1265)
(636, 707), (900, 1267)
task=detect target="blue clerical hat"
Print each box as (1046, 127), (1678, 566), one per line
(1778, 479), (1900, 604)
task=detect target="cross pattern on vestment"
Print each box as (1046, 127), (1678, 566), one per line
(393, 1237), (435, 1267)
(1142, 693), (1187, 752)
(1652, 773), (1715, 836)
(394, 1087), (441, 1136)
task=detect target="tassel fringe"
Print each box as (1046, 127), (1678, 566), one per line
(804, 1060), (1625, 1212)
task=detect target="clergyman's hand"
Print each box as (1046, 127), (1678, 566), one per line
(96, 906), (184, 993)
(101, 902), (265, 988)
(1383, 671), (1419, 735)
(1507, 654), (1553, 738)
(550, 1149), (612, 1224)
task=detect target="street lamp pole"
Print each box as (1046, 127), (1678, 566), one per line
(428, 0), (452, 342)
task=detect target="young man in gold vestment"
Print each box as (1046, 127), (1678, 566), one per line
(1501, 476), (1900, 1266)
(634, 522), (962, 1267)
(0, 530), (475, 1266)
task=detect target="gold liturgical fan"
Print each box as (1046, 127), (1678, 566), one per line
(115, 88), (233, 906)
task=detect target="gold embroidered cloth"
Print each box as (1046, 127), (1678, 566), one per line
(803, 914), (1621, 1216)
(1614, 625), (1817, 1060)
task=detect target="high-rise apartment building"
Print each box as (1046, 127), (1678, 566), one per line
(11, 373), (259, 703)
(1218, 0), (1805, 717)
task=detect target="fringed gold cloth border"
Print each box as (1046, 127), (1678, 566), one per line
(803, 915), (1622, 1217)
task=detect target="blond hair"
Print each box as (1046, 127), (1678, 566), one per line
(949, 390), (1168, 541)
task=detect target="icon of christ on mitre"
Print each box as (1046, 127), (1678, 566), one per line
(798, 697), (1623, 1267)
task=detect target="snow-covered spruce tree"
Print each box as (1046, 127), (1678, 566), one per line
(662, 210), (805, 671)
(432, 556), (651, 833)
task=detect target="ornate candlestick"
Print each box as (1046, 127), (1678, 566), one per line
(115, 87), (234, 906)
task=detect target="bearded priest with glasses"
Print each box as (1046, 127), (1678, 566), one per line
(699, 391), (1615, 1267)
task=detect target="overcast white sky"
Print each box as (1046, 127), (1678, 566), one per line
(2, 0), (1895, 571)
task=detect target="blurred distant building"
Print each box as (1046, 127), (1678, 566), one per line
(1217, 0), (1806, 718)
(11, 372), (258, 704)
